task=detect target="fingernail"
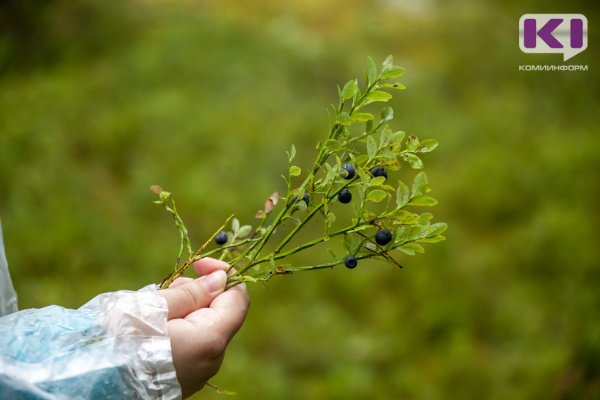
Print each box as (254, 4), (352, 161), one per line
(200, 270), (227, 293)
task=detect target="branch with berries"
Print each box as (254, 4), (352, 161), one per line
(152, 56), (447, 290)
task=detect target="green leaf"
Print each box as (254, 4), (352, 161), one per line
(367, 136), (377, 159)
(369, 176), (387, 187)
(295, 200), (307, 211)
(409, 196), (438, 206)
(398, 242), (425, 255)
(289, 165), (301, 177)
(339, 112), (351, 126)
(381, 66), (405, 80)
(406, 135), (420, 152)
(390, 130), (405, 147)
(380, 82), (406, 90)
(418, 235), (446, 243)
(396, 181), (410, 208)
(367, 189), (387, 203)
(417, 139), (439, 153)
(428, 222), (448, 236)
(366, 91), (392, 103)
(366, 56), (377, 86)
(382, 55), (394, 70)
(232, 218), (240, 234)
(416, 212), (434, 224)
(403, 153), (424, 169)
(340, 80), (356, 101)
(411, 172), (428, 197)
(287, 144), (296, 162)
(325, 138), (344, 152)
(350, 112), (374, 122)
(380, 106), (394, 122)
(237, 225), (252, 238)
(392, 210), (420, 224)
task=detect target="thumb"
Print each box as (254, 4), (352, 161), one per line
(159, 270), (227, 320)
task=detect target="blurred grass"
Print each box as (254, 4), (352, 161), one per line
(1, 0), (599, 399)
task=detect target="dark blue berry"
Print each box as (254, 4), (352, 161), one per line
(341, 163), (356, 180)
(337, 188), (352, 204)
(301, 194), (310, 206)
(375, 229), (393, 245)
(370, 166), (388, 180)
(344, 255), (358, 269)
(214, 231), (228, 245)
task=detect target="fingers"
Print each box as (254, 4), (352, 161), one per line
(169, 277), (194, 288)
(186, 281), (250, 341)
(193, 257), (230, 276)
(160, 270), (227, 320)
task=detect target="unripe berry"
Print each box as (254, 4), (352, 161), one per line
(375, 229), (393, 246)
(344, 255), (358, 269)
(215, 231), (228, 245)
(341, 163), (356, 180)
(337, 188), (352, 204)
(370, 166), (388, 180)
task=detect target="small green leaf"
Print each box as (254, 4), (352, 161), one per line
(416, 212), (434, 224)
(288, 144), (296, 161)
(403, 153), (424, 169)
(406, 135), (420, 152)
(296, 199), (307, 211)
(350, 112), (374, 122)
(237, 225), (252, 238)
(392, 210), (420, 224)
(417, 139), (439, 153)
(409, 196), (438, 206)
(367, 189), (387, 203)
(398, 242), (425, 255)
(325, 138), (344, 152)
(411, 172), (428, 197)
(366, 91), (392, 103)
(289, 165), (301, 177)
(340, 80), (356, 101)
(339, 112), (351, 126)
(382, 55), (394, 70)
(369, 176), (387, 187)
(380, 82), (406, 90)
(366, 56), (377, 85)
(381, 66), (405, 80)
(418, 235), (446, 243)
(232, 218), (240, 234)
(390, 130), (405, 147)
(428, 222), (448, 236)
(367, 136), (378, 159)
(380, 106), (394, 122)
(396, 181), (410, 208)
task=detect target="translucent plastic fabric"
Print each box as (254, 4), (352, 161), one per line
(0, 221), (181, 399)
(0, 220), (17, 316)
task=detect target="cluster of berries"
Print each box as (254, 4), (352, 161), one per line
(337, 163), (387, 204)
(214, 162), (394, 269)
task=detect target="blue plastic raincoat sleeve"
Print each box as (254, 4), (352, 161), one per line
(0, 221), (182, 399)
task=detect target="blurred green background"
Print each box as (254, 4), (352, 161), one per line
(1, 1), (599, 399)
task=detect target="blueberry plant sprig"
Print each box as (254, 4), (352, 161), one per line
(154, 56), (447, 290)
